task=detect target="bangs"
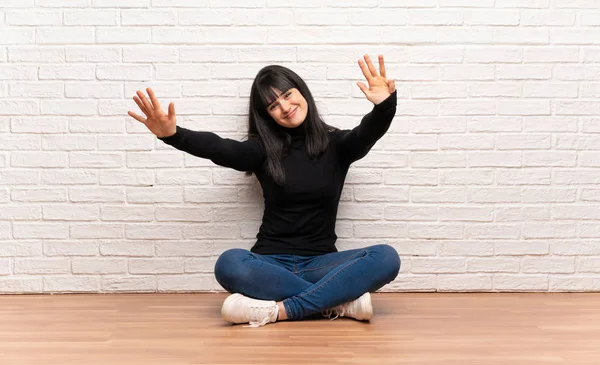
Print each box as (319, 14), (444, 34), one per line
(255, 74), (296, 110)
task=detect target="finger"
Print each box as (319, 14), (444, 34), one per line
(136, 90), (154, 114)
(128, 111), (147, 124)
(133, 96), (149, 116)
(364, 54), (379, 78)
(147, 88), (162, 111)
(379, 54), (387, 79)
(168, 102), (176, 121)
(358, 59), (373, 82)
(357, 81), (369, 96)
(388, 79), (396, 93)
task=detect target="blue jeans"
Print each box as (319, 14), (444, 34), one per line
(214, 244), (401, 320)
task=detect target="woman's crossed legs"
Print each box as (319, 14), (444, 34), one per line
(214, 244), (400, 323)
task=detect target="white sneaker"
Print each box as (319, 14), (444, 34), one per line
(322, 292), (373, 321)
(221, 293), (279, 328)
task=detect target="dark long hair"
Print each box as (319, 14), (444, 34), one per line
(246, 65), (336, 185)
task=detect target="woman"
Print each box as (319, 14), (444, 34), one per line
(128, 54), (400, 328)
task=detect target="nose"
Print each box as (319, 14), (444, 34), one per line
(280, 100), (291, 112)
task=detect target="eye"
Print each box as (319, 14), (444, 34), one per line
(284, 91), (292, 98)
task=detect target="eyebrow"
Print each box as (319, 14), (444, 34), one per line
(267, 90), (291, 109)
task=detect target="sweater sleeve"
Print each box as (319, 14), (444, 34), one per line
(158, 126), (266, 172)
(337, 90), (397, 166)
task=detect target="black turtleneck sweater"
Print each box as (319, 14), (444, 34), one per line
(159, 91), (397, 255)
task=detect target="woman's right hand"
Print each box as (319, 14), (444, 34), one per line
(128, 88), (177, 138)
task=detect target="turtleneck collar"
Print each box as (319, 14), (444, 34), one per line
(284, 122), (306, 138)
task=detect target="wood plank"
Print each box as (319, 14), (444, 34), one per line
(1, 293), (599, 364)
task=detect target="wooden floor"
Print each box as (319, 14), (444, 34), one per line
(1, 293), (600, 365)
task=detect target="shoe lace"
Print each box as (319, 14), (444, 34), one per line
(245, 304), (278, 328)
(322, 303), (348, 321)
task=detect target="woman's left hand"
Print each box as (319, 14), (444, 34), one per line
(356, 54), (396, 105)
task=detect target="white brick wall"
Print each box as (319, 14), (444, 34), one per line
(1, 1), (599, 294)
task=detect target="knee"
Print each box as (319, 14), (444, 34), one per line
(370, 244), (401, 281)
(214, 248), (250, 286)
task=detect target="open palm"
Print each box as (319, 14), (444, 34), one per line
(356, 54), (396, 105)
(128, 88), (177, 138)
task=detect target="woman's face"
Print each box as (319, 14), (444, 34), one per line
(266, 88), (308, 129)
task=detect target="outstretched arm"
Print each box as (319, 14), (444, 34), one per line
(338, 54), (397, 166)
(158, 126), (265, 172)
(128, 88), (265, 172)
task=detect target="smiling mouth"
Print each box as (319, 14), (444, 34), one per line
(286, 108), (297, 119)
